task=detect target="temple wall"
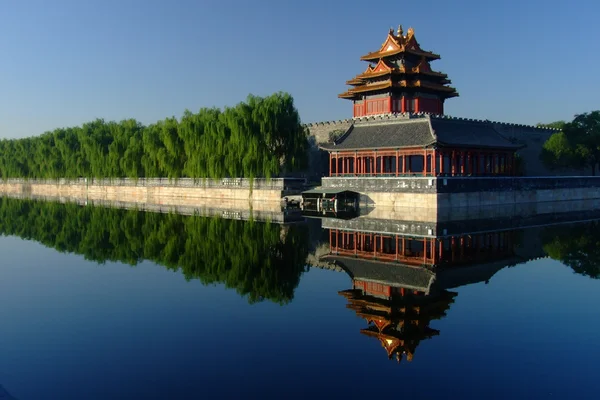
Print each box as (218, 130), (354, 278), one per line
(304, 120), (353, 181)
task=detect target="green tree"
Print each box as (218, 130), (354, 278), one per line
(537, 121), (567, 130)
(0, 92), (308, 180)
(540, 111), (600, 175)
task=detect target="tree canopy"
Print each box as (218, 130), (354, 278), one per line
(0, 92), (309, 179)
(0, 197), (310, 304)
(540, 111), (600, 175)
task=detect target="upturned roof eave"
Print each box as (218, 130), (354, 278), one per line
(319, 142), (437, 152)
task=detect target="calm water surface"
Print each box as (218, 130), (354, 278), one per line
(0, 198), (599, 399)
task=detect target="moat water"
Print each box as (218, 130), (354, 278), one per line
(0, 197), (599, 399)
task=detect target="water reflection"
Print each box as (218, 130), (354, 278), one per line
(316, 216), (600, 363)
(0, 384), (17, 400)
(1, 195), (600, 369)
(0, 197), (310, 304)
(542, 221), (600, 279)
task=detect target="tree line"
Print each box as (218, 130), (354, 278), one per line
(539, 111), (600, 175)
(0, 197), (310, 304)
(0, 92), (309, 179)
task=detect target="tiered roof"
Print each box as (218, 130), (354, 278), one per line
(339, 26), (458, 100)
(338, 274), (456, 362)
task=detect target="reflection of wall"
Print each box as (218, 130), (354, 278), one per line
(1, 191), (303, 224)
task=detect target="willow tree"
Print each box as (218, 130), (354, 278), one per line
(0, 92), (308, 179)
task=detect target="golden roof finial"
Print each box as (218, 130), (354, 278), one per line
(397, 25), (404, 37)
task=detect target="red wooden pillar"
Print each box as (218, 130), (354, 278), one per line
(451, 151), (456, 175)
(395, 150), (399, 177)
(372, 234), (375, 257)
(512, 154), (517, 176)
(423, 149), (427, 176)
(401, 237), (405, 257)
(468, 152), (472, 174)
(329, 229), (333, 252)
(354, 153), (357, 176)
(433, 149), (438, 176)
(403, 154), (408, 174)
(329, 154), (333, 177)
(335, 229), (339, 253)
(439, 151), (444, 175)
(380, 154), (384, 175)
(371, 152), (375, 176)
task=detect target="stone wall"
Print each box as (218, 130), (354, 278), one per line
(322, 177), (437, 193)
(0, 178), (302, 204)
(304, 120), (353, 181)
(318, 176), (600, 209)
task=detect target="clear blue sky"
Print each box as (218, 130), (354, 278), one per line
(0, 0), (597, 139)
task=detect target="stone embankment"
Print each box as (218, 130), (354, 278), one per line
(321, 176), (600, 209)
(0, 178), (306, 222)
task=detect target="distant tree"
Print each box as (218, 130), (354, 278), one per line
(540, 131), (580, 171)
(537, 120), (567, 130)
(540, 111), (600, 175)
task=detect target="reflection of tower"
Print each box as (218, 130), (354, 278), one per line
(339, 277), (456, 363)
(328, 228), (517, 268)
(323, 225), (524, 363)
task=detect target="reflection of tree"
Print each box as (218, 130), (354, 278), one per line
(0, 198), (310, 304)
(542, 221), (600, 279)
(0, 384), (17, 400)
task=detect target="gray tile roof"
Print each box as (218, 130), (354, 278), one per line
(431, 118), (521, 149)
(320, 116), (522, 151)
(321, 119), (434, 151)
(321, 255), (436, 293)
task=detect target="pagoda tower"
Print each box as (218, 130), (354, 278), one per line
(339, 25), (458, 117)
